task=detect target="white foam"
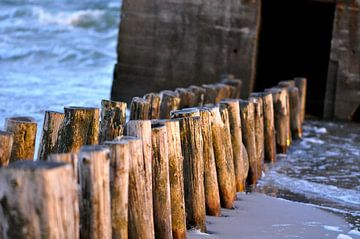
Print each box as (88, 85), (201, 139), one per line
(337, 234), (354, 239)
(324, 225), (343, 232)
(348, 229), (360, 236)
(303, 137), (325, 144)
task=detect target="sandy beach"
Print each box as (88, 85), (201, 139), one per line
(188, 193), (359, 239)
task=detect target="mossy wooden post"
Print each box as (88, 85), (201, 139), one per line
(295, 77), (307, 123)
(120, 136), (154, 239)
(261, 92), (277, 163)
(160, 90), (181, 119)
(79, 145), (111, 239)
(0, 131), (13, 167)
(219, 99), (246, 192)
(104, 140), (130, 239)
(175, 88), (195, 109)
(125, 120), (154, 237)
(239, 100), (258, 185)
(151, 123), (173, 239)
(289, 87), (302, 139)
(221, 78), (242, 98)
(130, 97), (150, 120)
(188, 85), (206, 106)
(99, 99), (127, 144)
(161, 120), (186, 239)
(38, 111), (64, 161)
(198, 107), (221, 216)
(266, 88), (288, 154)
(0, 161), (79, 239)
(48, 153), (79, 181)
(208, 106), (236, 208)
(144, 93), (161, 119)
(170, 112), (206, 232)
(56, 107), (99, 153)
(5, 116), (37, 161)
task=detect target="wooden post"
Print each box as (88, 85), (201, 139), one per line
(221, 78), (242, 98)
(0, 131), (13, 167)
(242, 143), (249, 181)
(56, 107), (99, 154)
(38, 111), (64, 161)
(208, 106), (236, 208)
(170, 112), (206, 232)
(170, 107), (200, 119)
(214, 83), (233, 102)
(175, 88), (195, 109)
(120, 136), (155, 239)
(144, 93), (161, 119)
(130, 97), (150, 120)
(188, 85), (206, 106)
(48, 153), (79, 181)
(160, 90), (181, 119)
(5, 116), (37, 161)
(277, 84), (293, 146)
(151, 123), (173, 239)
(202, 84), (217, 105)
(125, 120), (154, 237)
(289, 87), (302, 139)
(99, 99), (127, 144)
(79, 145), (111, 239)
(161, 120), (186, 239)
(0, 161), (79, 239)
(266, 88), (288, 154)
(198, 107), (221, 216)
(239, 100), (258, 185)
(219, 100), (246, 192)
(104, 140), (130, 239)
(295, 77), (307, 123)
(261, 92), (277, 163)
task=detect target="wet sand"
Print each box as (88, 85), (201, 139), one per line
(188, 193), (359, 239)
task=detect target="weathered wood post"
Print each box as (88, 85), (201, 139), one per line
(151, 123), (173, 239)
(214, 83), (233, 102)
(56, 106), (99, 153)
(208, 106), (236, 208)
(79, 145), (111, 239)
(144, 93), (161, 119)
(5, 116), (37, 161)
(171, 111), (206, 232)
(202, 84), (218, 105)
(99, 99), (127, 144)
(221, 78), (242, 98)
(198, 107), (221, 216)
(125, 120), (155, 237)
(278, 82), (294, 145)
(0, 161), (79, 239)
(160, 90), (181, 119)
(120, 136), (154, 239)
(219, 99), (246, 192)
(130, 97), (150, 120)
(104, 140), (130, 239)
(175, 88), (196, 109)
(239, 100), (258, 185)
(188, 85), (205, 106)
(295, 77), (307, 123)
(261, 92), (277, 163)
(48, 153), (79, 181)
(289, 87), (302, 139)
(0, 131), (13, 167)
(38, 111), (64, 161)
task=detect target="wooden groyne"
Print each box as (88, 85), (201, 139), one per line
(0, 76), (306, 238)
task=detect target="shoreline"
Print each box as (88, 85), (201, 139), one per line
(188, 192), (359, 239)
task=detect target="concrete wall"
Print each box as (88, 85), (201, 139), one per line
(111, 0), (261, 103)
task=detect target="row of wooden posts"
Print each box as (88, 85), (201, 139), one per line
(0, 75), (307, 239)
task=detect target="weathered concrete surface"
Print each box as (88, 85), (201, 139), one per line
(324, 1), (360, 120)
(112, 0), (260, 103)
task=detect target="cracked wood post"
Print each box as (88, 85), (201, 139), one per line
(208, 106), (236, 208)
(151, 123), (172, 239)
(261, 92), (277, 163)
(0, 161), (79, 239)
(48, 153), (79, 182)
(221, 78), (242, 98)
(249, 94), (265, 180)
(266, 88), (288, 154)
(239, 100), (258, 185)
(175, 88), (195, 109)
(188, 85), (206, 106)
(124, 120), (154, 237)
(159, 90), (181, 119)
(5, 116), (37, 161)
(99, 99), (127, 144)
(289, 87), (302, 139)
(56, 107), (99, 154)
(171, 112), (206, 232)
(219, 99), (246, 192)
(79, 145), (111, 239)
(198, 107), (221, 216)
(0, 131), (13, 167)
(104, 140), (130, 239)
(295, 77), (307, 123)
(38, 111), (64, 161)
(130, 97), (150, 120)
(143, 93), (161, 119)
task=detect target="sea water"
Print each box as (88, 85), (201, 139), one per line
(0, 0), (359, 232)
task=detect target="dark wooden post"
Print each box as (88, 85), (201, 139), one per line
(221, 78), (242, 98)
(261, 92), (277, 163)
(160, 90), (181, 119)
(144, 93), (161, 119)
(188, 85), (206, 106)
(5, 116), (37, 161)
(289, 87), (302, 139)
(130, 97), (150, 120)
(0, 161), (79, 239)
(202, 84), (217, 105)
(0, 131), (13, 167)
(295, 77), (307, 123)
(175, 88), (196, 109)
